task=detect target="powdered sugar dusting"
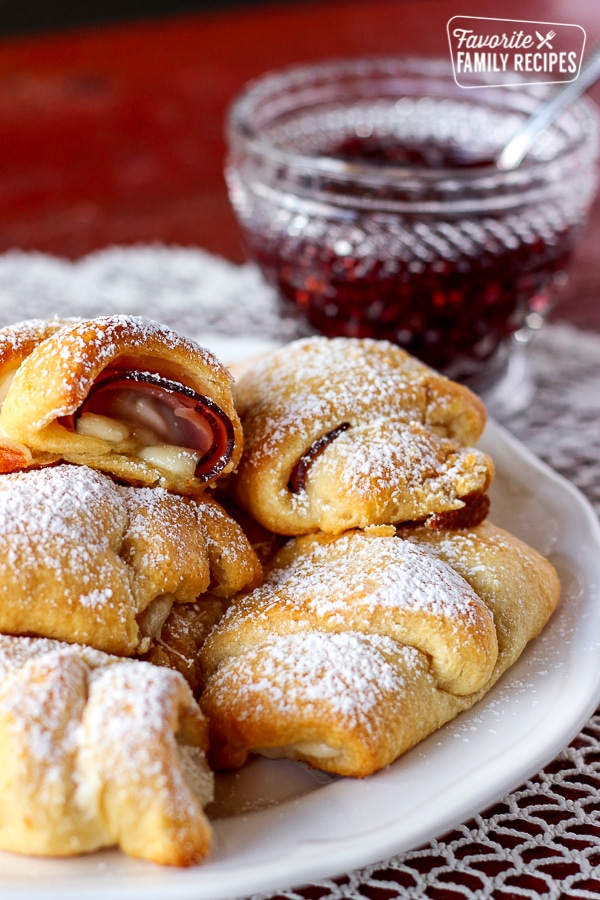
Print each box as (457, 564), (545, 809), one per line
(212, 632), (423, 729)
(0, 464), (128, 609)
(309, 421), (490, 508)
(0, 634), (213, 857)
(196, 497), (256, 566)
(81, 660), (211, 820)
(0, 317), (77, 365)
(0, 647), (85, 797)
(236, 532), (488, 630)
(208, 531), (498, 696)
(0, 633), (112, 679)
(401, 525), (538, 592)
(8, 314), (222, 426)
(236, 335), (484, 456)
(234, 336), (491, 528)
(122, 484), (203, 577)
(0, 465), (254, 651)
(237, 337), (431, 460)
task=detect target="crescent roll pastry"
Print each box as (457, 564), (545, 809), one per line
(0, 317), (79, 472)
(0, 634), (213, 865)
(200, 524), (560, 777)
(0, 464), (262, 690)
(0, 315), (243, 493)
(230, 337), (494, 534)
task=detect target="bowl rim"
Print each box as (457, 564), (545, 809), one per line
(227, 55), (600, 184)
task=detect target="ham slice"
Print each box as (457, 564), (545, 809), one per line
(288, 422), (351, 493)
(60, 370), (235, 481)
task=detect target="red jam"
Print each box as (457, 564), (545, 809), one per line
(244, 136), (576, 385)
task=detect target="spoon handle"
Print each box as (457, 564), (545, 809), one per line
(497, 42), (600, 171)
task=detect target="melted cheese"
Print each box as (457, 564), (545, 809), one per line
(138, 444), (201, 478)
(75, 402), (204, 479)
(75, 412), (130, 443)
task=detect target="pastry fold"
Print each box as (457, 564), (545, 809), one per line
(0, 464), (262, 689)
(230, 337), (494, 534)
(0, 315), (243, 493)
(0, 635), (213, 865)
(0, 318), (79, 472)
(200, 523), (560, 777)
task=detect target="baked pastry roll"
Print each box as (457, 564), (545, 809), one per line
(230, 337), (494, 534)
(201, 523), (560, 777)
(0, 634), (212, 865)
(0, 464), (262, 690)
(0, 317), (79, 472)
(0, 315), (242, 493)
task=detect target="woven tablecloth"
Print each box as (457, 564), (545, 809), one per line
(0, 246), (599, 900)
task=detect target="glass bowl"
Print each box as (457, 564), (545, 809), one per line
(225, 57), (599, 405)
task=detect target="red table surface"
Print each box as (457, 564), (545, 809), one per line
(0, 0), (599, 331)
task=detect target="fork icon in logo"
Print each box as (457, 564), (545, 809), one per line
(536, 29), (556, 49)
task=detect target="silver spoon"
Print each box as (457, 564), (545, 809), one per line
(496, 42), (600, 171)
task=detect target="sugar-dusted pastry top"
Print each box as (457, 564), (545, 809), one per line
(0, 464), (262, 678)
(0, 315), (243, 493)
(230, 336), (494, 534)
(0, 634), (213, 865)
(0, 317), (79, 392)
(0, 318), (81, 471)
(203, 529), (498, 695)
(201, 523), (560, 777)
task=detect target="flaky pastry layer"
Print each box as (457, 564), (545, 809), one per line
(230, 337), (494, 534)
(0, 318), (80, 472)
(0, 634), (213, 865)
(201, 522), (560, 777)
(0, 315), (243, 493)
(0, 464), (262, 677)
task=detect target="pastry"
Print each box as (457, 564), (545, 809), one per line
(0, 317), (79, 472)
(212, 489), (288, 566)
(230, 336), (494, 534)
(0, 464), (262, 689)
(200, 523), (560, 777)
(0, 315), (242, 493)
(0, 634), (212, 865)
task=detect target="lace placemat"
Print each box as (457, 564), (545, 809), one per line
(1, 245), (599, 900)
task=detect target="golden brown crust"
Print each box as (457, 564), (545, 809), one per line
(0, 634), (213, 865)
(0, 315), (243, 493)
(0, 317), (79, 374)
(0, 318), (79, 472)
(141, 596), (229, 696)
(200, 522), (560, 778)
(212, 490), (288, 567)
(230, 337), (493, 534)
(395, 520), (561, 667)
(202, 529), (498, 695)
(0, 464), (262, 668)
(195, 493), (264, 597)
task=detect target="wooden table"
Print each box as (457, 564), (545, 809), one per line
(0, 0), (598, 331)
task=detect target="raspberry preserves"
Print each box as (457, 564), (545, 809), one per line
(243, 135), (576, 384)
(226, 58), (599, 388)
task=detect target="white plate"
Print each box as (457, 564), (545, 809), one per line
(3, 349), (600, 899)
